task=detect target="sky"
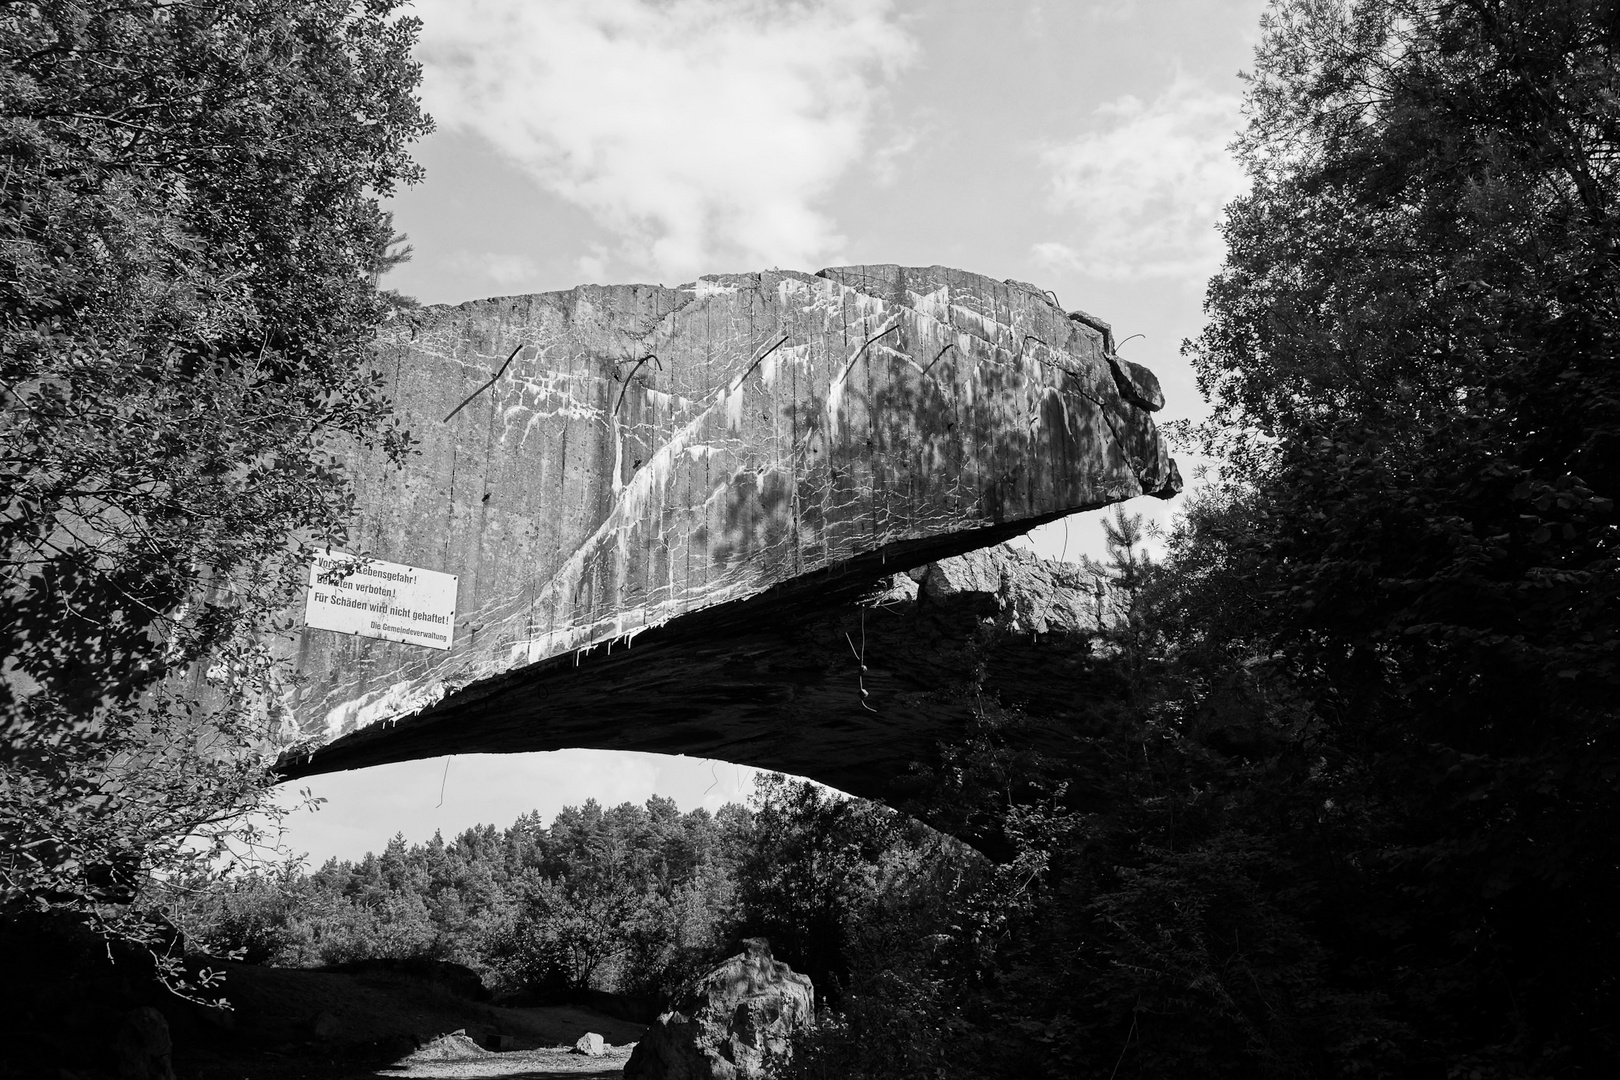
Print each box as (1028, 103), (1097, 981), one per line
(273, 0), (1271, 869)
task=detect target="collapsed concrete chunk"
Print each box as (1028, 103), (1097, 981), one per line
(281, 265), (1180, 779)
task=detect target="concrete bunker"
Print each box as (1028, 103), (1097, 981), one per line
(274, 265), (1179, 849)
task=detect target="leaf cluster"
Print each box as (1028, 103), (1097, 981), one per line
(0, 0), (431, 986)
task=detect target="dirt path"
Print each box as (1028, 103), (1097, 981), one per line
(375, 1042), (635, 1078)
(172, 960), (647, 1080)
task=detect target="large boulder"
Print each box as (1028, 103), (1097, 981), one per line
(624, 939), (813, 1080)
(909, 542), (1095, 635)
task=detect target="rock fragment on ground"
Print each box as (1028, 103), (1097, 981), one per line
(406, 1029), (494, 1061)
(624, 937), (812, 1080)
(573, 1031), (606, 1055)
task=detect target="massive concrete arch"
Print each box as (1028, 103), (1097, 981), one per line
(275, 265), (1178, 837)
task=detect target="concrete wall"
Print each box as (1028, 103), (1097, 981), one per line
(280, 265), (1178, 766)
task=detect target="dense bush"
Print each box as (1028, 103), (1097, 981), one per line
(171, 797), (758, 1000)
(0, 0), (431, 989)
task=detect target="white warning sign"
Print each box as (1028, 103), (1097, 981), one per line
(304, 552), (458, 651)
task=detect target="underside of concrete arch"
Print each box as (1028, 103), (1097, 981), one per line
(274, 264), (1179, 847)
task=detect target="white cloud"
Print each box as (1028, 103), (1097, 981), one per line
(1033, 74), (1247, 281)
(1085, 0), (1140, 22)
(446, 251), (543, 290)
(414, 0), (916, 280)
(575, 247), (610, 285)
(866, 128), (919, 189)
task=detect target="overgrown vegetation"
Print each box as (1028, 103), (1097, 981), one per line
(782, 1), (1620, 1076)
(4, 1), (1615, 1078)
(0, 0), (430, 984)
(166, 780), (982, 1016)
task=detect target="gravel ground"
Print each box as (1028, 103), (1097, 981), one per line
(371, 1042), (636, 1079)
(169, 960), (647, 1080)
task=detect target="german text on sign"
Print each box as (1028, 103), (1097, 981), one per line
(305, 553), (458, 651)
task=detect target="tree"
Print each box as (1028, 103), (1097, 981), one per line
(732, 773), (930, 1009)
(1183, 0), (1620, 1069)
(0, 0), (431, 983)
(1078, 506), (1165, 695)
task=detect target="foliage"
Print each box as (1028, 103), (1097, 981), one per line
(1180, 0), (1620, 1070)
(0, 0), (431, 984)
(732, 772), (910, 1007)
(170, 779), (982, 1037)
(783, 1), (1620, 1075)
(172, 797), (756, 1001)
(488, 868), (649, 997)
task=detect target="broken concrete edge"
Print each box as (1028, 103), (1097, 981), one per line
(270, 499), (1173, 782)
(1060, 309), (1167, 414)
(425, 276), (1173, 447)
(719, 269), (1157, 407)
(1106, 354), (1166, 413)
(1159, 457), (1184, 499)
(1065, 307), (1114, 353)
(441, 269), (1167, 416)
(999, 281), (1170, 414)
(815, 272), (1158, 408)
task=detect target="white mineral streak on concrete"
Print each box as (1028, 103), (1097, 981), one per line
(511, 377), (747, 661)
(499, 368), (607, 447)
(826, 312), (901, 441)
(508, 569), (763, 667)
(323, 678), (449, 741)
(870, 341), (908, 370)
(909, 285), (952, 324)
(777, 276), (813, 306)
(644, 387), (703, 414)
(684, 278), (740, 298)
(610, 406), (626, 501)
(723, 382), (748, 432)
(496, 278), (976, 672)
(759, 343), (803, 392)
(950, 303), (1008, 348)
